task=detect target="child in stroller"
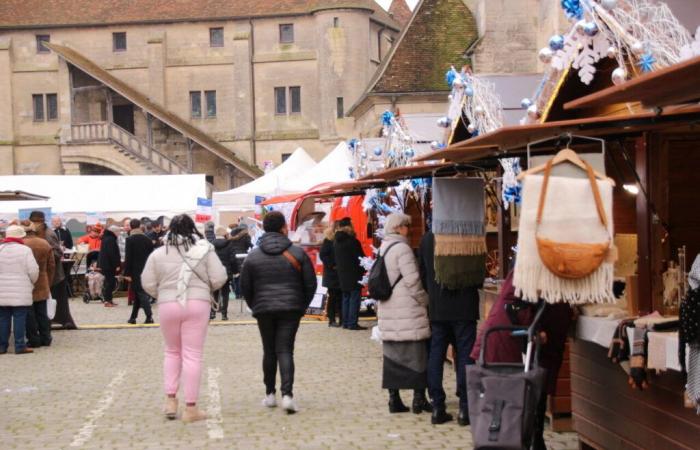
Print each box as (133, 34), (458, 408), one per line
(83, 251), (104, 303)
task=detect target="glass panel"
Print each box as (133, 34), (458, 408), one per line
(290, 86), (301, 114)
(33, 94), (44, 121)
(210, 27), (224, 47)
(36, 35), (50, 53)
(336, 97), (344, 119)
(190, 91), (202, 118)
(279, 24), (294, 43)
(274, 87), (286, 114)
(205, 90), (217, 117)
(113, 32), (127, 51)
(46, 94), (58, 120)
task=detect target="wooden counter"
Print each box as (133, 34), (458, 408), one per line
(571, 339), (700, 450)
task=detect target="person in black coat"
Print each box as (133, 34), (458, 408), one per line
(333, 218), (366, 330)
(229, 225), (253, 298)
(124, 219), (154, 323)
(98, 225), (121, 307)
(240, 211), (317, 412)
(51, 216), (73, 250)
(319, 225), (342, 327)
(210, 227), (239, 321)
(418, 231), (480, 426)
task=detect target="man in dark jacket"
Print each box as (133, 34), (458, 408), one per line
(98, 225), (121, 307)
(51, 216), (73, 250)
(241, 211), (317, 413)
(319, 226), (342, 327)
(419, 231), (480, 426)
(210, 227), (238, 321)
(123, 219), (154, 323)
(333, 217), (366, 330)
(229, 225), (252, 299)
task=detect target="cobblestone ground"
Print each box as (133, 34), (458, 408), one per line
(0, 297), (579, 449)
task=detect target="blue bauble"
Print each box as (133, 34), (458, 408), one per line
(583, 22), (598, 36)
(520, 98), (532, 109)
(549, 35), (565, 51)
(373, 147), (383, 156)
(404, 148), (415, 158)
(465, 86), (474, 97)
(388, 150), (396, 159)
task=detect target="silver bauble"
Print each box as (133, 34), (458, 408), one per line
(575, 20), (586, 35)
(467, 124), (476, 134)
(631, 41), (645, 55)
(606, 46), (617, 59)
(474, 105), (485, 115)
(611, 67), (627, 85)
(520, 98), (532, 109)
(538, 47), (553, 64)
(452, 77), (465, 88)
(527, 104), (539, 119)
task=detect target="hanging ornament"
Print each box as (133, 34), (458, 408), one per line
(549, 35), (565, 51)
(474, 105), (485, 115)
(467, 123), (476, 134)
(373, 146), (383, 156)
(381, 111), (394, 127)
(527, 104), (539, 119)
(606, 46), (617, 59)
(631, 41), (645, 56)
(637, 52), (656, 72)
(430, 141), (440, 150)
(445, 69), (457, 87)
(465, 86), (474, 97)
(583, 22), (598, 36)
(538, 47), (553, 64)
(360, 150), (367, 159)
(561, 0), (583, 20)
(611, 67), (627, 85)
(600, 0), (617, 11)
(403, 148), (415, 158)
(452, 77), (465, 89)
(348, 167), (355, 179)
(520, 98), (532, 109)
(437, 117), (452, 128)
(447, 94), (453, 101)
(387, 150), (396, 159)
(575, 20), (586, 35)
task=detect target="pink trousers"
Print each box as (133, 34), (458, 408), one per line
(159, 299), (210, 404)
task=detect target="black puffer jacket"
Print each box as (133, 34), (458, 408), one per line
(319, 238), (340, 290)
(229, 228), (253, 256)
(98, 229), (121, 274)
(241, 232), (317, 317)
(334, 228), (365, 292)
(213, 238), (238, 276)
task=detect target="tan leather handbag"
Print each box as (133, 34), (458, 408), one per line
(535, 158), (611, 279)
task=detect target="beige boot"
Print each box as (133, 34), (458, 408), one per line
(164, 396), (178, 420)
(182, 405), (207, 423)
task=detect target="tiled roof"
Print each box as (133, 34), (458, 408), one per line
(365, 0), (478, 96)
(388, 0), (412, 27)
(0, 0), (400, 30)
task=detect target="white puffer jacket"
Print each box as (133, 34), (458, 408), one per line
(0, 242), (40, 307)
(377, 234), (430, 342)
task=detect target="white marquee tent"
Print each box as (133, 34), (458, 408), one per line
(280, 141), (353, 193)
(213, 147), (316, 212)
(0, 174), (207, 220)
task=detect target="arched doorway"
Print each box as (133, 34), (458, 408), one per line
(79, 162), (121, 175)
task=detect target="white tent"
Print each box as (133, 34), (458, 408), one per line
(213, 147), (316, 212)
(280, 142), (353, 193)
(0, 174), (206, 220)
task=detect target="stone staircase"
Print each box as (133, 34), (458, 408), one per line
(68, 122), (189, 175)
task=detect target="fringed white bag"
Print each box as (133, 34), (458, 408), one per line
(514, 174), (615, 304)
(47, 292), (57, 320)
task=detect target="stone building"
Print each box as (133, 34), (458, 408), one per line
(0, 0), (401, 189)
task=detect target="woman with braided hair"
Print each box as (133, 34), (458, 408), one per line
(141, 214), (228, 422)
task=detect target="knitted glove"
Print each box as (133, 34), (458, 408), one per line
(628, 327), (649, 390)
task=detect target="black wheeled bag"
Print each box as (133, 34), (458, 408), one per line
(467, 301), (547, 450)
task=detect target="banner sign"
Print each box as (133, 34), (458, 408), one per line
(85, 212), (103, 225)
(19, 207), (52, 222)
(195, 197), (213, 223)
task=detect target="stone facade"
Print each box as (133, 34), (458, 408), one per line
(0, 3), (400, 189)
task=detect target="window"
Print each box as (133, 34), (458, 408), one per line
(274, 87), (286, 115)
(333, 17), (339, 28)
(36, 35), (50, 53)
(279, 24), (294, 43)
(113, 32), (127, 52)
(33, 94), (44, 121)
(336, 97), (344, 119)
(190, 91), (202, 118)
(46, 94), (58, 121)
(210, 27), (224, 47)
(281, 153), (292, 162)
(290, 86), (301, 114)
(205, 90), (217, 118)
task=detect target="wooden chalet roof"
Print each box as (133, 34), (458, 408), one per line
(0, 191), (50, 201)
(46, 43), (263, 178)
(564, 55), (700, 110)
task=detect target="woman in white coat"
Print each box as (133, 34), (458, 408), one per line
(0, 225), (39, 354)
(377, 213), (432, 414)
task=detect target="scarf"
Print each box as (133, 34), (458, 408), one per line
(432, 177), (486, 289)
(2, 237), (24, 245)
(513, 174), (615, 304)
(174, 237), (213, 307)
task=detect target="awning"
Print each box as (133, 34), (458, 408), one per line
(0, 191), (50, 201)
(415, 104), (700, 163)
(565, 55), (700, 110)
(45, 42), (262, 179)
(358, 163), (451, 182)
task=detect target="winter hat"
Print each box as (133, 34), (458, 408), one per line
(5, 225), (26, 239)
(338, 217), (352, 228)
(92, 223), (104, 233)
(215, 226), (228, 238)
(29, 210), (46, 223)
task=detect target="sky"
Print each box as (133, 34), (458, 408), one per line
(375, 0), (419, 11)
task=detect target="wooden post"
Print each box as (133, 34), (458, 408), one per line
(635, 134), (652, 314)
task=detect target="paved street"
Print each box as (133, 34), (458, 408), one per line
(0, 297), (579, 449)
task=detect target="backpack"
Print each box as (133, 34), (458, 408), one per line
(368, 242), (403, 301)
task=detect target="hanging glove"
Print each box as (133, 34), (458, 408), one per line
(627, 327), (649, 390)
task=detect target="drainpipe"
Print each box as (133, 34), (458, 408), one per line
(248, 18), (257, 167)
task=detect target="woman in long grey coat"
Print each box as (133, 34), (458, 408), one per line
(377, 213), (432, 414)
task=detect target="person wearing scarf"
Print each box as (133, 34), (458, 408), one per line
(141, 215), (227, 423)
(0, 225), (39, 354)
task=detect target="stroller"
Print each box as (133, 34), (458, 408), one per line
(467, 300), (547, 450)
(82, 251), (104, 303)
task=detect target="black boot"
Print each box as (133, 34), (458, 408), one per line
(431, 408), (454, 425)
(388, 389), (409, 413)
(412, 389), (433, 414)
(458, 408), (469, 426)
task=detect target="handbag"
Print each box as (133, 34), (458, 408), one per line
(47, 292), (57, 320)
(535, 158), (611, 279)
(178, 249), (220, 312)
